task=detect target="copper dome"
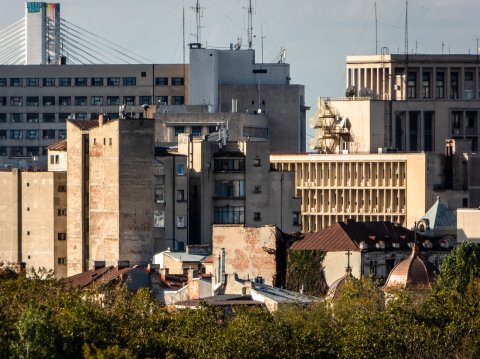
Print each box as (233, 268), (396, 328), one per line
(383, 246), (436, 291)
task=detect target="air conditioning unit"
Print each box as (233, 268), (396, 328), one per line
(366, 181), (371, 186)
(373, 208), (377, 213)
(346, 207), (350, 212)
(310, 182), (315, 186)
(387, 208), (391, 213)
(360, 181), (364, 186)
(342, 149), (349, 154)
(359, 207), (364, 213)
(304, 181), (309, 187)
(401, 208), (405, 214)
(331, 208), (336, 213)
(311, 207), (315, 212)
(347, 181), (351, 186)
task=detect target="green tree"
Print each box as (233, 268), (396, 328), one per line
(286, 250), (327, 296)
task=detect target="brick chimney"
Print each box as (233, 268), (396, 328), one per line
(187, 269), (200, 300)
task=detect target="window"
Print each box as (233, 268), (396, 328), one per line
(27, 78), (39, 87)
(466, 111), (477, 131)
(10, 113), (22, 123)
(43, 113), (55, 123)
(123, 96), (135, 106)
(139, 96), (152, 105)
(57, 233), (66, 240)
(0, 78), (6, 86)
(75, 113), (87, 119)
(407, 72), (416, 99)
(59, 96), (71, 106)
(107, 96), (120, 105)
(156, 96), (168, 105)
(0, 114), (5, 123)
(10, 97), (23, 106)
(177, 189), (185, 201)
(141, 71), (147, 77)
(172, 96), (185, 105)
(58, 185), (66, 192)
(91, 113), (99, 120)
(253, 157), (261, 166)
(59, 77), (71, 87)
(123, 77), (136, 86)
(254, 212), (261, 221)
(0, 97), (6, 106)
(214, 180), (245, 198)
(452, 111), (462, 136)
(43, 130), (55, 139)
(43, 78), (55, 87)
(422, 72), (431, 99)
(214, 206), (245, 224)
(26, 113), (39, 123)
(75, 77), (87, 86)
(26, 130), (38, 139)
(57, 208), (67, 216)
(155, 77), (168, 86)
(409, 111), (419, 151)
(91, 77), (103, 86)
(436, 71), (445, 98)
(171, 77), (184, 86)
(214, 157), (245, 172)
(450, 71), (459, 99)
(176, 164), (185, 175)
(154, 210), (165, 228)
(10, 147), (23, 156)
(57, 257), (66, 265)
(464, 71), (474, 99)
(293, 212), (301, 226)
(11, 130), (23, 139)
(0, 130), (6, 139)
(58, 113), (69, 123)
(424, 112), (434, 152)
(369, 260), (377, 276)
(58, 130), (66, 139)
(91, 96), (103, 106)
(174, 126), (185, 136)
(54, 155), (59, 164)
(253, 185), (261, 193)
(107, 77), (120, 86)
(10, 78), (22, 86)
(43, 96), (55, 106)
(208, 125), (217, 133)
(26, 147), (39, 156)
(75, 96), (87, 106)
(0, 147), (6, 156)
(26, 96), (39, 106)
(155, 184), (165, 203)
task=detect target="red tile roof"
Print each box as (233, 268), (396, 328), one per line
(47, 139), (67, 151)
(290, 221), (419, 252)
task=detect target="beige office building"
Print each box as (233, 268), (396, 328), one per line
(270, 152), (467, 232)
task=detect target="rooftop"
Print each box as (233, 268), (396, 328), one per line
(47, 139), (67, 151)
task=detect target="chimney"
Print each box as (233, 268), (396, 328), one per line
(93, 261), (106, 270)
(98, 114), (104, 126)
(187, 269), (200, 300)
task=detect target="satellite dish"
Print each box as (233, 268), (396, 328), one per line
(235, 37), (242, 50)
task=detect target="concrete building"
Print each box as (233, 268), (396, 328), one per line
(0, 168), (67, 277)
(312, 54), (480, 155)
(457, 208), (480, 242)
(66, 115), (159, 276)
(270, 152), (471, 232)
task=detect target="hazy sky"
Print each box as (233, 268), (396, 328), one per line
(1, 0), (479, 140)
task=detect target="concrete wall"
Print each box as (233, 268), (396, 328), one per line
(457, 209), (480, 242)
(212, 225), (278, 286)
(0, 170), (21, 263)
(323, 251), (362, 286)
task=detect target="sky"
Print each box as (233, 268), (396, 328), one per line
(1, 0), (480, 141)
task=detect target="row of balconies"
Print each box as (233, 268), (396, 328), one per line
(303, 207), (405, 214)
(299, 180), (405, 188)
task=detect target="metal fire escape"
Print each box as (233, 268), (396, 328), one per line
(310, 98), (351, 154)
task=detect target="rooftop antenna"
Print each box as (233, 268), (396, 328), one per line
(404, 0), (408, 56)
(261, 25), (266, 63)
(183, 6), (186, 79)
(191, 0), (204, 45)
(375, 2), (378, 55)
(244, 0), (254, 49)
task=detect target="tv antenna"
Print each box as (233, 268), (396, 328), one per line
(375, 2), (378, 55)
(191, 0), (204, 45)
(243, 0), (254, 49)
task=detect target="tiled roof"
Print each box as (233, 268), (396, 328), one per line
(290, 221), (420, 252)
(175, 295), (262, 308)
(47, 139), (67, 151)
(65, 266), (113, 288)
(69, 119), (99, 130)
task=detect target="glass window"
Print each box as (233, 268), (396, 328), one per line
(10, 113), (23, 123)
(452, 111), (462, 136)
(176, 164), (184, 175)
(172, 96), (184, 105)
(422, 72), (430, 99)
(0, 147), (6, 156)
(43, 96), (55, 106)
(155, 77), (168, 86)
(58, 113), (69, 123)
(58, 233), (67, 240)
(43, 130), (56, 139)
(177, 189), (185, 201)
(26, 113), (39, 123)
(154, 210), (165, 228)
(10, 78), (22, 86)
(293, 212), (302, 226)
(58, 130), (66, 139)
(171, 77), (184, 86)
(26, 96), (39, 106)
(107, 96), (120, 105)
(11, 130), (23, 139)
(214, 180), (245, 198)
(155, 96), (168, 105)
(407, 72), (416, 99)
(464, 71), (474, 99)
(139, 96), (152, 105)
(75, 77), (87, 86)
(91, 77), (103, 86)
(75, 96), (87, 106)
(107, 77), (120, 86)
(450, 71), (459, 99)
(43, 78), (55, 87)
(191, 126), (202, 136)
(26, 78), (39, 87)
(59, 96), (71, 106)
(214, 158), (246, 172)
(59, 77), (71, 86)
(90, 113), (99, 120)
(214, 206), (245, 224)
(0, 78), (6, 86)
(409, 111), (419, 151)
(26, 130), (38, 139)
(75, 113), (87, 119)
(174, 126), (185, 136)
(91, 96), (103, 106)
(436, 71), (445, 98)
(123, 96), (135, 106)
(10, 97), (23, 106)
(123, 77), (136, 86)
(26, 146), (39, 156)
(43, 113), (55, 123)
(155, 184), (165, 203)
(0, 97), (6, 106)
(0, 130), (6, 139)
(424, 111), (434, 152)
(10, 146), (23, 156)
(0, 114), (6, 123)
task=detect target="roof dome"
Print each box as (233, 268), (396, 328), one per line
(383, 246), (436, 291)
